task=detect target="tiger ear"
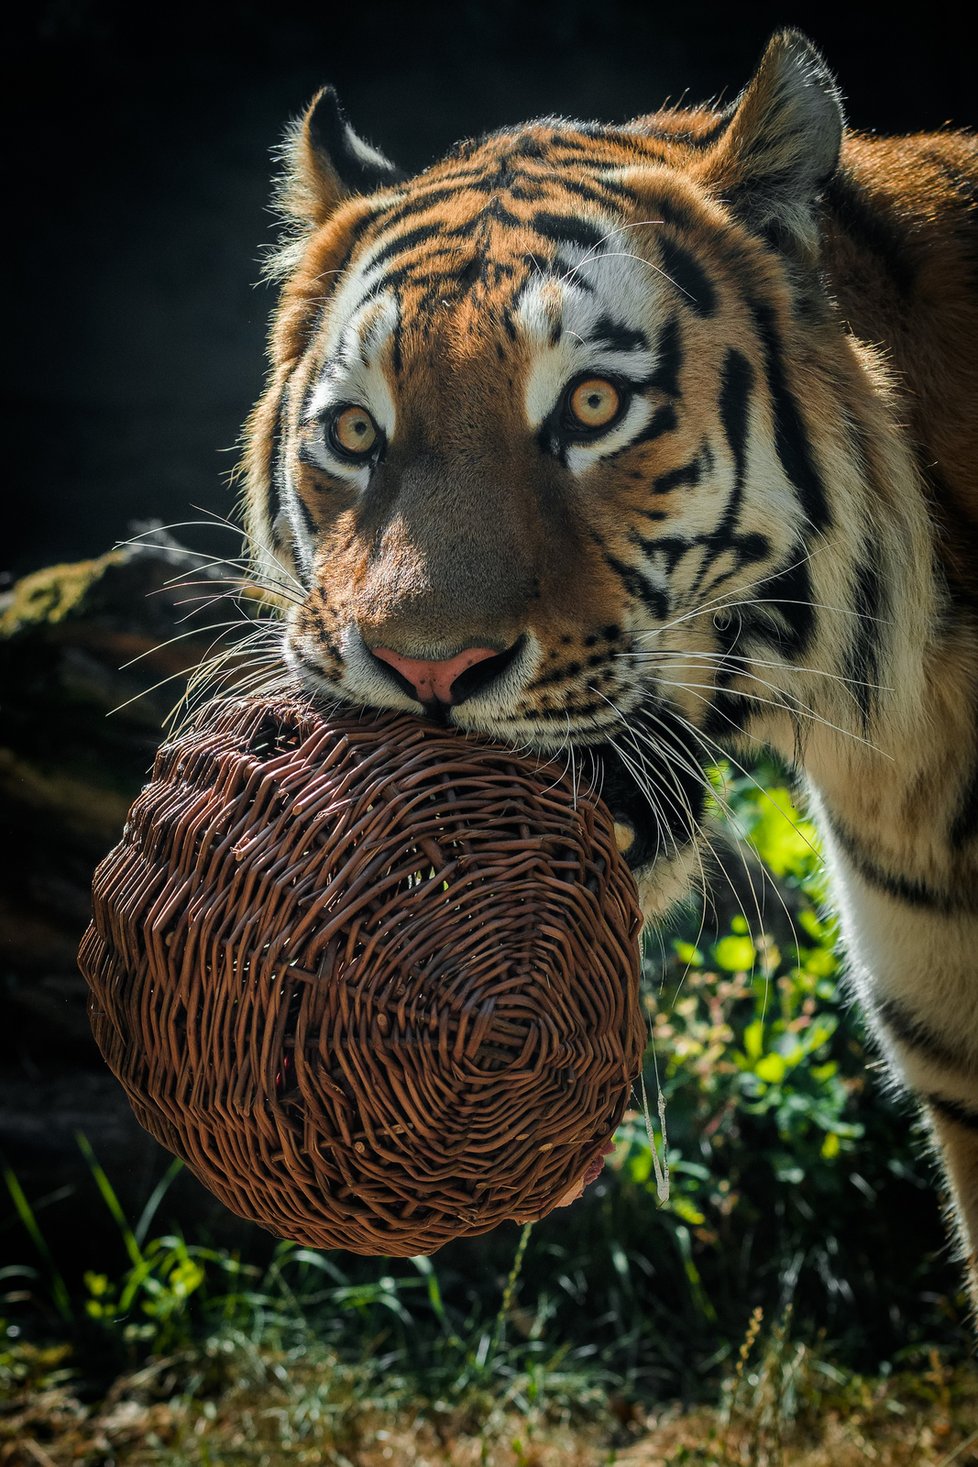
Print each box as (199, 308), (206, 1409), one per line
(277, 86), (404, 225)
(700, 30), (844, 256)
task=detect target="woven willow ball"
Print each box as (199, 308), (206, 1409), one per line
(79, 697), (645, 1256)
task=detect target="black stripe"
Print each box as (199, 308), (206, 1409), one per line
(629, 192), (699, 232)
(370, 222), (451, 269)
(536, 162), (642, 203)
(419, 163), (502, 187)
(748, 298), (831, 534)
(604, 551), (670, 620)
(531, 210), (608, 253)
(337, 248), (480, 327)
(380, 263), (477, 293)
(507, 133), (547, 161)
(536, 127), (612, 154)
(750, 555), (815, 656)
(295, 492), (317, 543)
(267, 388), (288, 539)
(716, 349), (753, 533)
(824, 810), (964, 913)
(844, 554), (885, 730)
(443, 202), (525, 236)
(637, 111), (733, 151)
(925, 1094), (978, 1134)
(687, 351), (753, 602)
(465, 177), (542, 202)
(951, 747), (978, 849)
(545, 171), (640, 207)
(823, 168), (917, 298)
(652, 455), (702, 495)
(659, 235), (717, 315)
(876, 996), (976, 1074)
(330, 204), (386, 282)
(703, 688), (760, 741)
(700, 602), (763, 740)
(554, 253), (596, 291)
(683, 112), (734, 149)
(609, 403), (677, 459)
(735, 532), (771, 565)
(691, 530), (773, 607)
(296, 444), (335, 473)
(633, 533), (693, 575)
(647, 316), (683, 398)
(365, 183), (467, 235)
(640, 402), (678, 442)
(519, 701), (608, 721)
(592, 315), (648, 354)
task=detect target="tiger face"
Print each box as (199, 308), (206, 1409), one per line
(245, 30), (847, 891)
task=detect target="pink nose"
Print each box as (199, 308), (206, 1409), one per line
(371, 645), (501, 705)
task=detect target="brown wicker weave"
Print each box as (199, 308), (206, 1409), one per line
(79, 697), (645, 1255)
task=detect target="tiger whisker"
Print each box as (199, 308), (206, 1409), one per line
(118, 519), (305, 604)
(188, 502), (308, 597)
(622, 709), (805, 983)
(630, 646), (892, 695)
(618, 633), (890, 747)
(602, 721), (739, 983)
(642, 719), (809, 988)
(116, 618), (267, 671)
(597, 689), (717, 913)
(154, 575), (305, 610)
(550, 218), (667, 289)
(655, 670), (890, 758)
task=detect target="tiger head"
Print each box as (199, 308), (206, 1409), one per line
(243, 31), (856, 905)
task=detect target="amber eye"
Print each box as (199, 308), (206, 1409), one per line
(328, 404), (379, 459)
(565, 376), (623, 433)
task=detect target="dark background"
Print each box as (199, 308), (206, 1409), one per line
(6, 1), (975, 579)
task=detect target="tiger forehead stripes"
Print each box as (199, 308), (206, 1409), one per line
(242, 30), (978, 1314)
(256, 121), (827, 741)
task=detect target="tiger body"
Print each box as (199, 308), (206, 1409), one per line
(243, 35), (978, 1300)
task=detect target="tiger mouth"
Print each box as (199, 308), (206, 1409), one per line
(586, 701), (706, 872)
(449, 698), (707, 874)
(587, 740), (665, 870)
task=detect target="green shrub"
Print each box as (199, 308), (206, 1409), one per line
(604, 764), (963, 1365)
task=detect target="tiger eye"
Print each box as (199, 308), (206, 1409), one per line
(567, 377), (621, 431)
(331, 405), (378, 457)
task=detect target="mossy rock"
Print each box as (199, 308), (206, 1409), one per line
(0, 531), (267, 988)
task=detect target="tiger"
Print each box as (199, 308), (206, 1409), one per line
(240, 30), (978, 1309)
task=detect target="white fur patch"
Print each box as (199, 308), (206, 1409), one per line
(303, 290), (399, 485)
(517, 236), (663, 454)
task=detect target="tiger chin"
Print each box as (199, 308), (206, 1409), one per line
(240, 32), (978, 1313)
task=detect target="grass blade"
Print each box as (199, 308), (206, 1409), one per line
(3, 1166), (73, 1323)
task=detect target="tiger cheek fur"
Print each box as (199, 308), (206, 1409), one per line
(242, 34), (978, 1314)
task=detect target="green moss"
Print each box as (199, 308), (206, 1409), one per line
(0, 550), (126, 637)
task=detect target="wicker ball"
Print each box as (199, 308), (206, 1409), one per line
(78, 697), (645, 1256)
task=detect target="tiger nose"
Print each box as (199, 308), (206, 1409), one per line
(370, 644), (508, 706)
